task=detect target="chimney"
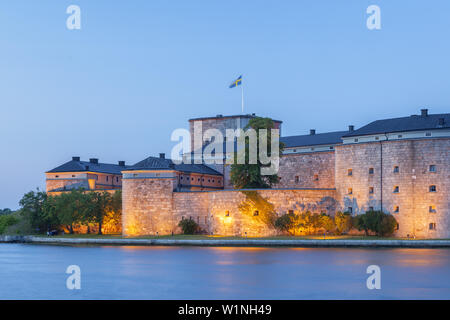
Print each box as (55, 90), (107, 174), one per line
(89, 158), (98, 164)
(310, 129), (316, 135)
(72, 156), (80, 161)
(438, 118), (445, 126)
(421, 108), (428, 117)
(118, 161), (125, 166)
(348, 125), (354, 132)
(159, 153), (165, 159)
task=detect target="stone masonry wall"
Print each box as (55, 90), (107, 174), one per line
(123, 177), (338, 237)
(335, 138), (450, 238)
(277, 152), (336, 188)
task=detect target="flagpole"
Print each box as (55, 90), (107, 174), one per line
(241, 81), (244, 113)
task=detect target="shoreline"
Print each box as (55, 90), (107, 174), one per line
(1, 235), (450, 248)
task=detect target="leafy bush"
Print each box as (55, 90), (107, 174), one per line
(178, 218), (199, 235)
(334, 212), (353, 235)
(0, 214), (18, 234)
(354, 210), (397, 236)
(274, 213), (298, 235)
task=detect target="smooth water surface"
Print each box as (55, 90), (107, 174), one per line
(0, 244), (449, 299)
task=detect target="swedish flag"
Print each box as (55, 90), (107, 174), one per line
(229, 75), (242, 88)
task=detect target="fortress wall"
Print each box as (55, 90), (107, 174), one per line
(122, 178), (175, 236)
(277, 152), (336, 189)
(123, 181), (338, 237)
(335, 138), (450, 238)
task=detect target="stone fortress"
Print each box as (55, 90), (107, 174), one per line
(46, 109), (450, 238)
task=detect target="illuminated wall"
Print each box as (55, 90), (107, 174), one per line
(335, 138), (450, 238)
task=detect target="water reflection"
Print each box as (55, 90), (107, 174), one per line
(0, 244), (449, 299)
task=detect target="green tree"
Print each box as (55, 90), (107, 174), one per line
(353, 210), (397, 237)
(0, 208), (13, 215)
(84, 191), (112, 235)
(50, 189), (88, 234)
(318, 213), (335, 233)
(178, 218), (199, 235)
(19, 189), (56, 233)
(334, 211), (353, 235)
(274, 212), (298, 235)
(230, 117), (284, 189)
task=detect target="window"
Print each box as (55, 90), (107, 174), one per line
(369, 206), (374, 211)
(313, 174), (319, 181)
(429, 185), (437, 192)
(348, 169), (353, 176)
(72, 175), (75, 177)
(348, 188), (353, 195)
(394, 206), (399, 213)
(369, 187), (374, 194)
(429, 206), (436, 213)
(295, 176), (299, 183)
(208, 179), (211, 182)
(293, 149), (297, 152)
(55, 175), (59, 178)
(348, 207), (353, 214)
(225, 211), (230, 217)
(191, 177), (194, 181)
(375, 136), (379, 140)
(198, 178), (200, 182)
(396, 223), (399, 230)
(218, 180), (221, 184)
(202, 178), (204, 182)
(425, 132), (432, 137)
(393, 166), (399, 173)
(106, 176), (109, 182)
(393, 186), (399, 193)
(253, 210), (259, 216)
(429, 223), (436, 230)
(288, 210), (294, 214)
(398, 134), (402, 138)
(116, 177), (119, 182)
(369, 168), (374, 174)
(212, 179), (215, 182)
(330, 146), (334, 150)
(181, 216), (185, 220)
(354, 138), (358, 142)
(180, 176), (183, 180)
(133, 173), (138, 177)
(429, 165), (436, 172)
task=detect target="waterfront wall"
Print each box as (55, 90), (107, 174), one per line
(335, 138), (450, 238)
(122, 180), (338, 237)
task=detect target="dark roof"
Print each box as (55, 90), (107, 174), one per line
(189, 114), (282, 123)
(126, 156), (223, 176)
(344, 113), (450, 137)
(47, 160), (128, 174)
(280, 131), (349, 148)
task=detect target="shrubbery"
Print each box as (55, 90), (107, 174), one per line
(178, 218), (199, 235)
(353, 210), (397, 236)
(274, 211), (336, 235)
(0, 214), (18, 234)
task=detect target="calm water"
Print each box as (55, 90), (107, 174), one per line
(0, 244), (449, 299)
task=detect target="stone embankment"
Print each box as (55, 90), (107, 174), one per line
(1, 235), (450, 248)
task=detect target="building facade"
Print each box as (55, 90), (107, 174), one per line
(46, 109), (450, 238)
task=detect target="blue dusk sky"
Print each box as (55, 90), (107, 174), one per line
(0, 0), (449, 209)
